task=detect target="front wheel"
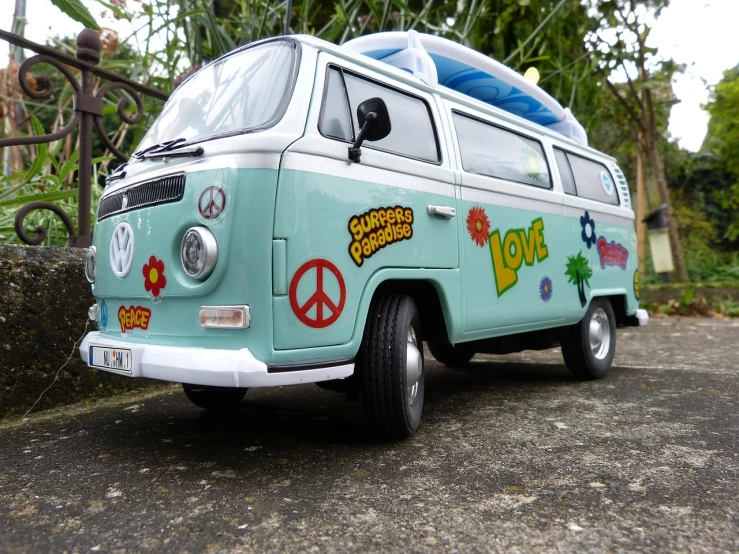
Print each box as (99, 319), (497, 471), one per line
(182, 384), (247, 411)
(561, 298), (617, 380)
(357, 294), (424, 439)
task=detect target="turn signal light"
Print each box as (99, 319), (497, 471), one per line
(199, 305), (250, 329)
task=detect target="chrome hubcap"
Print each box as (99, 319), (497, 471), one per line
(589, 307), (611, 360)
(406, 325), (422, 404)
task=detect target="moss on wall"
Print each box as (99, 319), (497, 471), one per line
(0, 245), (163, 419)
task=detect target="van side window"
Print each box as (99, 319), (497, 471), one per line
(319, 68), (354, 142)
(566, 152), (619, 205)
(452, 112), (551, 188)
(553, 148), (577, 195)
(331, 69), (439, 163)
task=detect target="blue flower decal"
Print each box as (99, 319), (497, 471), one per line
(539, 276), (553, 302)
(580, 211), (596, 249)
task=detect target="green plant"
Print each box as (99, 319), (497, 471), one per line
(0, 116), (111, 246)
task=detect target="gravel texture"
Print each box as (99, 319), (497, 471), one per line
(1, 316), (738, 553)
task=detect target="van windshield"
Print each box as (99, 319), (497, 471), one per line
(136, 41), (297, 152)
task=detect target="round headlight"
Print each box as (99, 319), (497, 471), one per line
(181, 226), (218, 279)
(84, 246), (96, 283)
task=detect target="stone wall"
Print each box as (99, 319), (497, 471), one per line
(641, 282), (739, 305)
(0, 245), (161, 419)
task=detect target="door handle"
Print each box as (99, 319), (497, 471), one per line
(427, 205), (456, 219)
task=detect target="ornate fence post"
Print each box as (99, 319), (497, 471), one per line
(73, 29), (102, 248)
(0, 28), (169, 248)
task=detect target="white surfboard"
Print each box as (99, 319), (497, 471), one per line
(343, 31), (588, 146)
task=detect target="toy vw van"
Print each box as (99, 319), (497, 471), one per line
(81, 32), (648, 438)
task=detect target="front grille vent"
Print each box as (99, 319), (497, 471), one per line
(98, 173), (185, 220)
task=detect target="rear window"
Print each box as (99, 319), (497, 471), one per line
(553, 148), (576, 195)
(452, 112), (551, 189)
(562, 151), (619, 205)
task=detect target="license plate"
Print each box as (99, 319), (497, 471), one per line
(89, 345), (132, 373)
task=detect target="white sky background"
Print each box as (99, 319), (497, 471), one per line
(1, 0), (738, 152)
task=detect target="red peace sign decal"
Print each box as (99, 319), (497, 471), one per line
(289, 259), (346, 329)
(198, 186), (226, 219)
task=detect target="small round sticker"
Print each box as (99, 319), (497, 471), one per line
(600, 171), (614, 195)
(633, 269), (641, 301)
(198, 186), (226, 219)
(100, 300), (108, 329)
(289, 259), (346, 329)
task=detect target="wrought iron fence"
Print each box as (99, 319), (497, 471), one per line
(0, 29), (169, 248)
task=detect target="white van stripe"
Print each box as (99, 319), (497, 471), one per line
(462, 186), (562, 216)
(282, 152), (457, 198)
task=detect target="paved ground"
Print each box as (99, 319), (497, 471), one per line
(1, 317), (738, 553)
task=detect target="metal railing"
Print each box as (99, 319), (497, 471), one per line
(0, 29), (169, 248)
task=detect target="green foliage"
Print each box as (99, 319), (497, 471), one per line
(703, 65), (739, 242)
(51, 0), (100, 29)
(0, 118), (111, 246)
(714, 300), (739, 317)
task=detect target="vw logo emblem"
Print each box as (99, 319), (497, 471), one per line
(121, 193), (129, 210)
(109, 222), (135, 278)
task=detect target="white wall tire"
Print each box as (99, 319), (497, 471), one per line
(561, 298), (617, 380)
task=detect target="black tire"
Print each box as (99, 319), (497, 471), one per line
(182, 384), (247, 411)
(561, 297), (617, 380)
(357, 294), (425, 439)
(427, 341), (475, 368)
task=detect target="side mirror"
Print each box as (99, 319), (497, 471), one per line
(348, 97), (391, 163)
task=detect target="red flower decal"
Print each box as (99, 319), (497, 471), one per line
(466, 206), (490, 247)
(143, 256), (167, 297)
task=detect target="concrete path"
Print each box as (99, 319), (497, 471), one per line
(1, 317), (738, 553)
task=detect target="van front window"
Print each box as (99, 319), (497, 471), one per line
(136, 41), (298, 151)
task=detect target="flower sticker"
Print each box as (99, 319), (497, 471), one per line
(580, 211), (596, 249)
(539, 276), (553, 302)
(143, 255), (167, 298)
(466, 206), (491, 247)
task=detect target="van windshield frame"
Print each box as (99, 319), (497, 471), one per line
(134, 38), (301, 154)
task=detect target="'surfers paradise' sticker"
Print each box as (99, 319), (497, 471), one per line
(348, 206), (414, 267)
(118, 305), (151, 332)
(488, 217), (549, 297)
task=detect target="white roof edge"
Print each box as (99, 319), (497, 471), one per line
(292, 35), (615, 163)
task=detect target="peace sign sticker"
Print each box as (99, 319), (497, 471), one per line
(289, 259), (346, 329)
(198, 186), (226, 219)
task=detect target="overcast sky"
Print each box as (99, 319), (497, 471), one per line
(1, 0), (737, 152)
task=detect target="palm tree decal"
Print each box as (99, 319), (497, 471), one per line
(565, 251), (593, 307)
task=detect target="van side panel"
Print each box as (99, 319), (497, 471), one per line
(272, 160), (458, 351)
(271, 52), (460, 353)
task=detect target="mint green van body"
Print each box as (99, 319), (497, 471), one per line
(81, 35), (646, 437)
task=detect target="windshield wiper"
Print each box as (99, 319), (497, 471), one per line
(143, 145), (204, 160)
(105, 162), (128, 184)
(132, 137), (187, 160)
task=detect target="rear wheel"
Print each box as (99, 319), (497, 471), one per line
(561, 298), (616, 379)
(428, 341), (475, 368)
(182, 384), (247, 411)
(357, 294), (424, 439)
